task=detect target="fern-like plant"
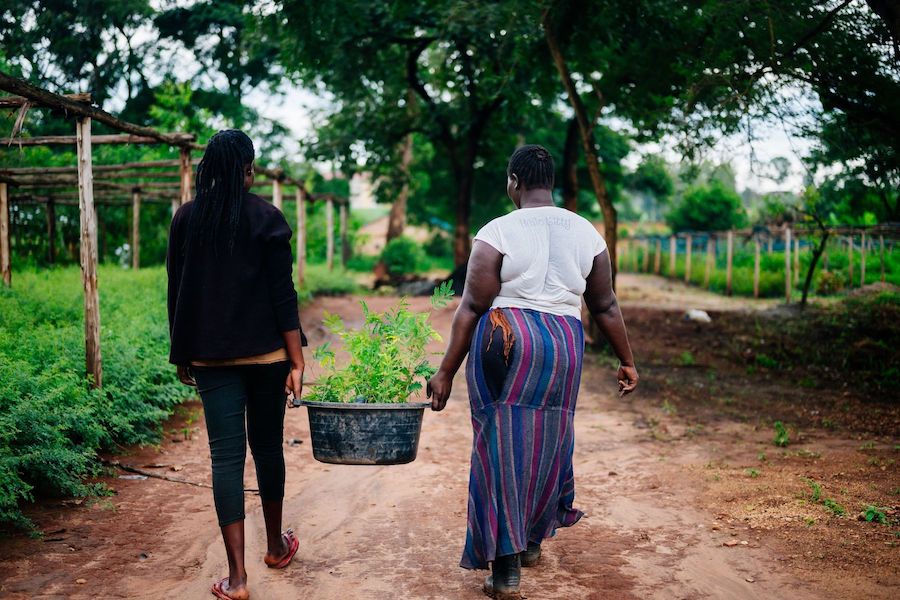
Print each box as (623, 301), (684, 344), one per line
(307, 281), (454, 403)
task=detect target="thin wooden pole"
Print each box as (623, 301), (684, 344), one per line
(617, 241), (624, 272)
(669, 235), (676, 277)
(76, 117), (102, 388)
(631, 240), (638, 272)
(0, 182), (9, 287)
(703, 236), (713, 288)
(326, 197), (335, 271)
(726, 229), (734, 296)
(296, 187), (307, 286)
(767, 235), (773, 254)
(753, 236), (761, 298)
(785, 227), (792, 303)
(880, 235), (885, 283)
(178, 147), (192, 211)
(654, 239), (661, 275)
(339, 202), (349, 268)
(131, 190), (141, 270)
(46, 196), (56, 265)
(847, 235), (854, 286)
(684, 234), (692, 283)
(641, 240), (650, 272)
(823, 237), (829, 271)
(860, 231), (867, 286)
(272, 178), (283, 212)
(793, 236), (800, 285)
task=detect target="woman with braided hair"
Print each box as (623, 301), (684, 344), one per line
(167, 129), (307, 599)
(428, 144), (638, 599)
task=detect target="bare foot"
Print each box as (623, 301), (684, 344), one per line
(212, 576), (249, 600)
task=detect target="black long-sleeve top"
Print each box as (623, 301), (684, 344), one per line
(167, 192), (307, 366)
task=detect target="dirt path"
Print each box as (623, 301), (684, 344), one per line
(1, 279), (896, 599)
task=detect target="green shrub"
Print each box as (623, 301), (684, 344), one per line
(381, 236), (425, 276)
(0, 267), (187, 529)
(299, 264), (361, 301)
(666, 180), (747, 232)
(815, 270), (845, 295)
(424, 231), (453, 259)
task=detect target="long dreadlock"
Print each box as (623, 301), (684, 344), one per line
(189, 129), (255, 254)
(507, 144), (555, 190)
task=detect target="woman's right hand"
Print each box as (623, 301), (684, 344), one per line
(177, 365), (196, 387)
(617, 364), (639, 396)
(427, 370), (453, 411)
(285, 362), (304, 406)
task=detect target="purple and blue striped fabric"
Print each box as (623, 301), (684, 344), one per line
(461, 307), (585, 570)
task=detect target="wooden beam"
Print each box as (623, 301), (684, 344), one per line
(860, 231), (867, 286)
(340, 202), (349, 267)
(785, 228), (792, 303)
(272, 178), (283, 212)
(0, 182), (9, 287)
(753, 236), (761, 298)
(0, 72), (197, 148)
(2, 133), (195, 146)
(725, 230), (734, 296)
(132, 190), (140, 270)
(653, 239), (661, 274)
(703, 236), (714, 288)
(76, 117), (102, 388)
(0, 158), (196, 175)
(0, 92), (90, 107)
(669, 235), (676, 277)
(6, 170), (181, 183)
(296, 187), (306, 287)
(684, 234), (692, 283)
(179, 147), (192, 210)
(326, 196), (335, 271)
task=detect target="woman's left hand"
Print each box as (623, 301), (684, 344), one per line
(177, 365), (196, 387)
(427, 370), (452, 411)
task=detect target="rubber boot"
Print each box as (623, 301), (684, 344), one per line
(483, 553), (522, 599)
(520, 542), (542, 567)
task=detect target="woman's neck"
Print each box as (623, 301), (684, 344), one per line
(518, 188), (554, 209)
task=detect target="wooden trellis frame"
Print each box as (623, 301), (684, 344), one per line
(1, 73), (353, 388)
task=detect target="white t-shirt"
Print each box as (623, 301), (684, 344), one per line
(473, 206), (607, 320)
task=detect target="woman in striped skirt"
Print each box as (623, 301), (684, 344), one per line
(427, 145), (638, 599)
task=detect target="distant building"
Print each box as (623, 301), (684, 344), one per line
(350, 172), (376, 209)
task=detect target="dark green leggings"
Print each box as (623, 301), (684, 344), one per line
(193, 362), (289, 527)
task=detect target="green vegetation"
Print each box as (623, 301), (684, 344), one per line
(773, 421), (790, 447)
(666, 181), (747, 232)
(307, 281), (454, 404)
(862, 505), (890, 525)
(380, 237), (426, 277)
(802, 477), (847, 517)
(0, 267), (186, 529)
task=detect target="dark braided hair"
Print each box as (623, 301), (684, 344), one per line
(189, 129), (255, 253)
(507, 144), (555, 190)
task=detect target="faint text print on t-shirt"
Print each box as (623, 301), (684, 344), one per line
(518, 216), (572, 230)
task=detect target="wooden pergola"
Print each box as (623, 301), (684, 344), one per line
(0, 72), (350, 388)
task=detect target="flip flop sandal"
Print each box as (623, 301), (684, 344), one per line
(211, 577), (246, 600)
(267, 528), (299, 569)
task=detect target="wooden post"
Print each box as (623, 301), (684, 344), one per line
(0, 182), (9, 287)
(131, 190), (140, 270)
(726, 229), (734, 296)
(272, 178), (283, 212)
(326, 196), (335, 271)
(654, 239), (661, 274)
(860, 231), (867, 286)
(848, 235), (854, 286)
(46, 196), (57, 265)
(703, 236), (714, 288)
(669, 235), (676, 277)
(641, 240), (650, 272)
(753, 235), (761, 298)
(616, 240), (621, 271)
(631, 240), (638, 272)
(880, 234), (885, 283)
(823, 236), (829, 271)
(178, 147), (192, 210)
(76, 117), (102, 388)
(793, 236), (800, 285)
(684, 234), (692, 283)
(296, 187), (307, 286)
(339, 201), (349, 268)
(767, 235), (773, 254)
(784, 227), (792, 303)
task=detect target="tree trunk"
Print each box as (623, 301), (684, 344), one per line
(454, 164), (474, 266)
(800, 230), (830, 307)
(543, 13), (618, 286)
(386, 134), (414, 242)
(562, 118), (579, 212)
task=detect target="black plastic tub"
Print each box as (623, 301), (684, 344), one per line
(298, 400), (428, 465)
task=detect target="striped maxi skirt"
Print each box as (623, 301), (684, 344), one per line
(461, 307), (585, 570)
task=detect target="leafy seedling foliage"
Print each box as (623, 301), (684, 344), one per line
(773, 421), (790, 447)
(309, 283), (454, 403)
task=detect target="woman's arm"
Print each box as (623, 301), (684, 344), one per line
(283, 329), (305, 406)
(583, 251), (639, 396)
(427, 241), (503, 411)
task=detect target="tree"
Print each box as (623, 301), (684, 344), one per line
(667, 181), (747, 232)
(274, 0), (551, 266)
(626, 156), (674, 221)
